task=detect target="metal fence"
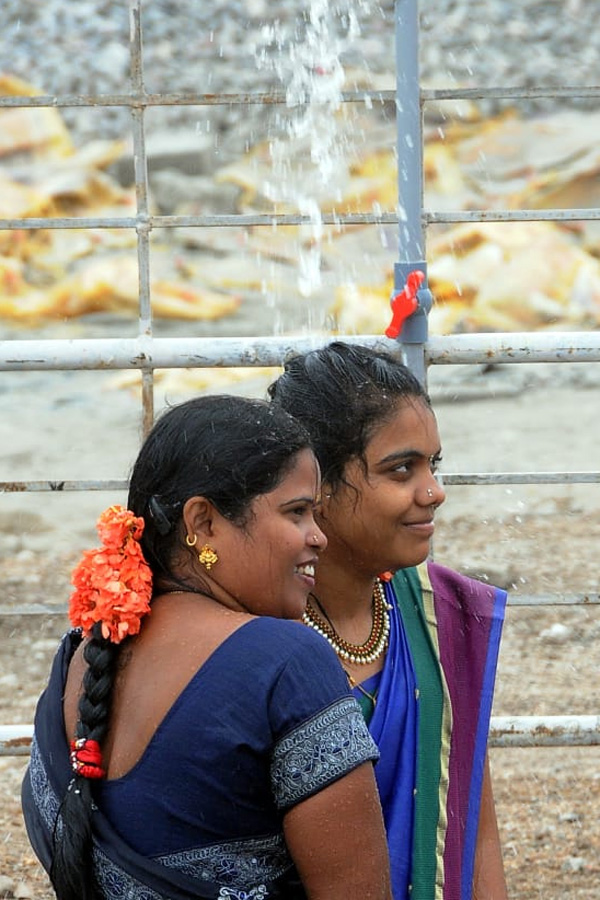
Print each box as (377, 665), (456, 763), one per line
(1, 0), (599, 754)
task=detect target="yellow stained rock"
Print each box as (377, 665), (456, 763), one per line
(428, 221), (600, 333)
(0, 74), (73, 159)
(108, 366), (282, 398)
(216, 127), (400, 219)
(423, 141), (476, 208)
(0, 255), (240, 323)
(0, 256), (26, 295)
(0, 174), (56, 220)
(329, 220), (600, 336)
(330, 273), (394, 335)
(1, 75), (599, 337)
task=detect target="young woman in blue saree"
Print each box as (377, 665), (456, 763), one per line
(22, 395), (392, 900)
(269, 342), (508, 900)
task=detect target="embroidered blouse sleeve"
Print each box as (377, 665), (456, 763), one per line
(268, 627), (379, 811)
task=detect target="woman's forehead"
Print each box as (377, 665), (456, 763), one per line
(369, 398), (437, 444)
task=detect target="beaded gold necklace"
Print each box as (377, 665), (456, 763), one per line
(302, 579), (391, 665)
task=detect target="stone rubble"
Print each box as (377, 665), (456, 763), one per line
(2, 0), (598, 147)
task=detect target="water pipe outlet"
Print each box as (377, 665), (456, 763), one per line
(387, 262), (433, 344)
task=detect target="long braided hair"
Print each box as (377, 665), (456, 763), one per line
(50, 624), (119, 899)
(49, 395), (311, 900)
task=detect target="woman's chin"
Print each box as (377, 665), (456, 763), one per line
(388, 547), (431, 572)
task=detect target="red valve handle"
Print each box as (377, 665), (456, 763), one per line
(385, 270), (425, 339)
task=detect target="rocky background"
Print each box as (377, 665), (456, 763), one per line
(3, 0), (598, 143)
(1, 1), (599, 898)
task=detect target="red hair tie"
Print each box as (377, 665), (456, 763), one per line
(70, 738), (106, 779)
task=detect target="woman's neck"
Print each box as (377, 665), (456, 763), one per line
(306, 559), (389, 679)
(311, 559), (377, 624)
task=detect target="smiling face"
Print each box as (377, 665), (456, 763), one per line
(319, 399), (445, 577)
(215, 448), (327, 619)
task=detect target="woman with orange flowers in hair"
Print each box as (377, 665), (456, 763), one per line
(21, 395), (391, 900)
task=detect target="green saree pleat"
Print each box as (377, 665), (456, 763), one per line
(392, 566), (449, 900)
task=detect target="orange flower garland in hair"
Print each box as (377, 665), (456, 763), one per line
(69, 505), (153, 643)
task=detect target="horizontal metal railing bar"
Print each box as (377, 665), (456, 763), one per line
(3, 208), (600, 232)
(1, 333), (600, 371)
(506, 593), (600, 607)
(0, 594), (597, 618)
(0, 480), (127, 492)
(0, 90), (394, 109)
(445, 472), (600, 485)
(2, 716), (597, 755)
(425, 209), (600, 224)
(422, 85), (600, 102)
(0, 725), (33, 757)
(489, 715), (600, 747)
(1, 85), (599, 111)
(427, 331), (600, 364)
(0, 604), (69, 617)
(1, 473), (597, 493)
(0, 334), (377, 370)
(0, 213), (400, 230)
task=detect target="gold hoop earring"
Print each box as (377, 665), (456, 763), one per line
(198, 544), (218, 571)
(185, 533), (198, 548)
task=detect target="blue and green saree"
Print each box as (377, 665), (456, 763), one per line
(352, 561), (507, 900)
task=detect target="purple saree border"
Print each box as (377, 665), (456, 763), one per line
(460, 585), (506, 900)
(426, 562), (507, 900)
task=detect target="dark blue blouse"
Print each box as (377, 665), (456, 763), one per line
(92, 617), (378, 890)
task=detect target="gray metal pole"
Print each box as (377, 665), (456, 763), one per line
(394, 0), (431, 383)
(395, 0), (422, 263)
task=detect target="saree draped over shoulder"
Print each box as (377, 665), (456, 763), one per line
(353, 561), (506, 900)
(22, 618), (379, 900)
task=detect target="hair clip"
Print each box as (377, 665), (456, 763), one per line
(148, 495), (173, 536)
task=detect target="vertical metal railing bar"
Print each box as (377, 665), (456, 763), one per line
(129, 0), (154, 433)
(394, 0), (428, 383)
(395, 0), (423, 264)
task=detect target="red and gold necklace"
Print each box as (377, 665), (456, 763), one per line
(302, 579), (391, 665)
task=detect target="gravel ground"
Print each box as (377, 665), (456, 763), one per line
(1, 1), (599, 898)
(1, 498), (600, 899)
(2, 0), (599, 146)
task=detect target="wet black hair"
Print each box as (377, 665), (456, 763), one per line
(267, 341), (430, 489)
(128, 393), (312, 578)
(50, 394), (312, 900)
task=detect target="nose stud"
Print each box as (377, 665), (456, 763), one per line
(313, 534), (320, 543)
(427, 488), (434, 498)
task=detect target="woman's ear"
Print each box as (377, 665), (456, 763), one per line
(319, 483), (334, 520)
(182, 496), (216, 541)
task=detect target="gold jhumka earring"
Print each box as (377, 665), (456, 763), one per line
(198, 544), (218, 571)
